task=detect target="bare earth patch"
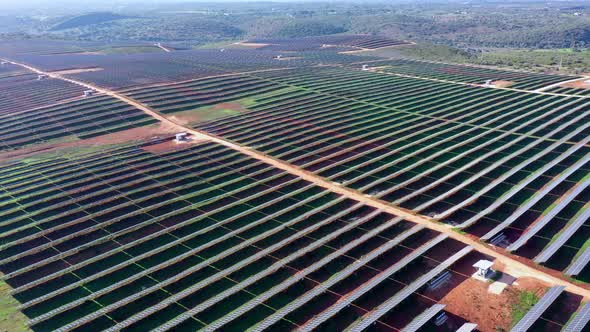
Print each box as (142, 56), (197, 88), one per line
(440, 275), (549, 332)
(338, 41), (415, 54)
(563, 79), (590, 90)
(142, 137), (207, 154)
(214, 102), (249, 113)
(493, 80), (514, 88)
(233, 42), (271, 48)
(49, 67), (104, 75)
(0, 122), (182, 163)
(87, 122), (180, 144)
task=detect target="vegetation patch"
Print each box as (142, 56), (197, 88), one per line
(171, 105), (242, 125)
(0, 280), (29, 332)
(276, 21), (347, 38)
(511, 291), (539, 327)
(395, 43), (474, 63)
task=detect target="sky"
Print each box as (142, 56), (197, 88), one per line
(0, 0), (405, 14)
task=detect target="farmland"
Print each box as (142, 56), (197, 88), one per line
(2, 33), (590, 332)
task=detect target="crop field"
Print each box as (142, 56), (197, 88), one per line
(359, 59), (577, 91)
(196, 66), (590, 277)
(0, 138), (494, 331)
(0, 72), (85, 115)
(246, 35), (411, 52)
(0, 94), (158, 151)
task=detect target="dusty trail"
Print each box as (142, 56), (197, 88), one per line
(338, 41), (416, 54)
(4, 57), (590, 299)
(535, 76), (590, 92)
(154, 43), (172, 53)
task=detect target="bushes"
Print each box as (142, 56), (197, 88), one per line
(276, 21), (347, 38)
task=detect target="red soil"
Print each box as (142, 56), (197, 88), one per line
(142, 138), (206, 154)
(563, 79), (590, 90)
(499, 248), (590, 292)
(211, 101), (250, 115)
(493, 80), (514, 88)
(168, 114), (202, 126)
(440, 275), (549, 332)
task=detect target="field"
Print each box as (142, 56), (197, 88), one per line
(0, 95), (158, 151)
(245, 35), (412, 52)
(0, 69), (85, 115)
(0, 63), (163, 151)
(0, 139), (491, 332)
(196, 66), (590, 279)
(122, 74), (288, 115)
(0, 40), (107, 57)
(358, 59), (578, 91)
(1, 36), (590, 331)
(545, 86), (590, 96)
(7, 49), (371, 90)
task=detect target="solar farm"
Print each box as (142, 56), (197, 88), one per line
(244, 35), (413, 52)
(2, 35), (590, 332)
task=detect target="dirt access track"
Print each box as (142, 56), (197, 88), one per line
(3, 57), (590, 300)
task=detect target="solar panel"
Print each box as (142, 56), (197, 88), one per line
(250, 222), (423, 332)
(345, 246), (473, 332)
(563, 302), (590, 332)
(508, 175), (590, 252)
(535, 206), (590, 264)
(510, 286), (565, 332)
(566, 245), (590, 276)
(401, 304), (446, 332)
(297, 233), (447, 332)
(456, 322), (478, 332)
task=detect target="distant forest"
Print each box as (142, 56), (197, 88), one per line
(2, 1), (590, 49)
(4, 1), (590, 75)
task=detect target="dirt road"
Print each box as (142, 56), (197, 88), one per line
(5, 57), (590, 299)
(534, 77), (590, 92)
